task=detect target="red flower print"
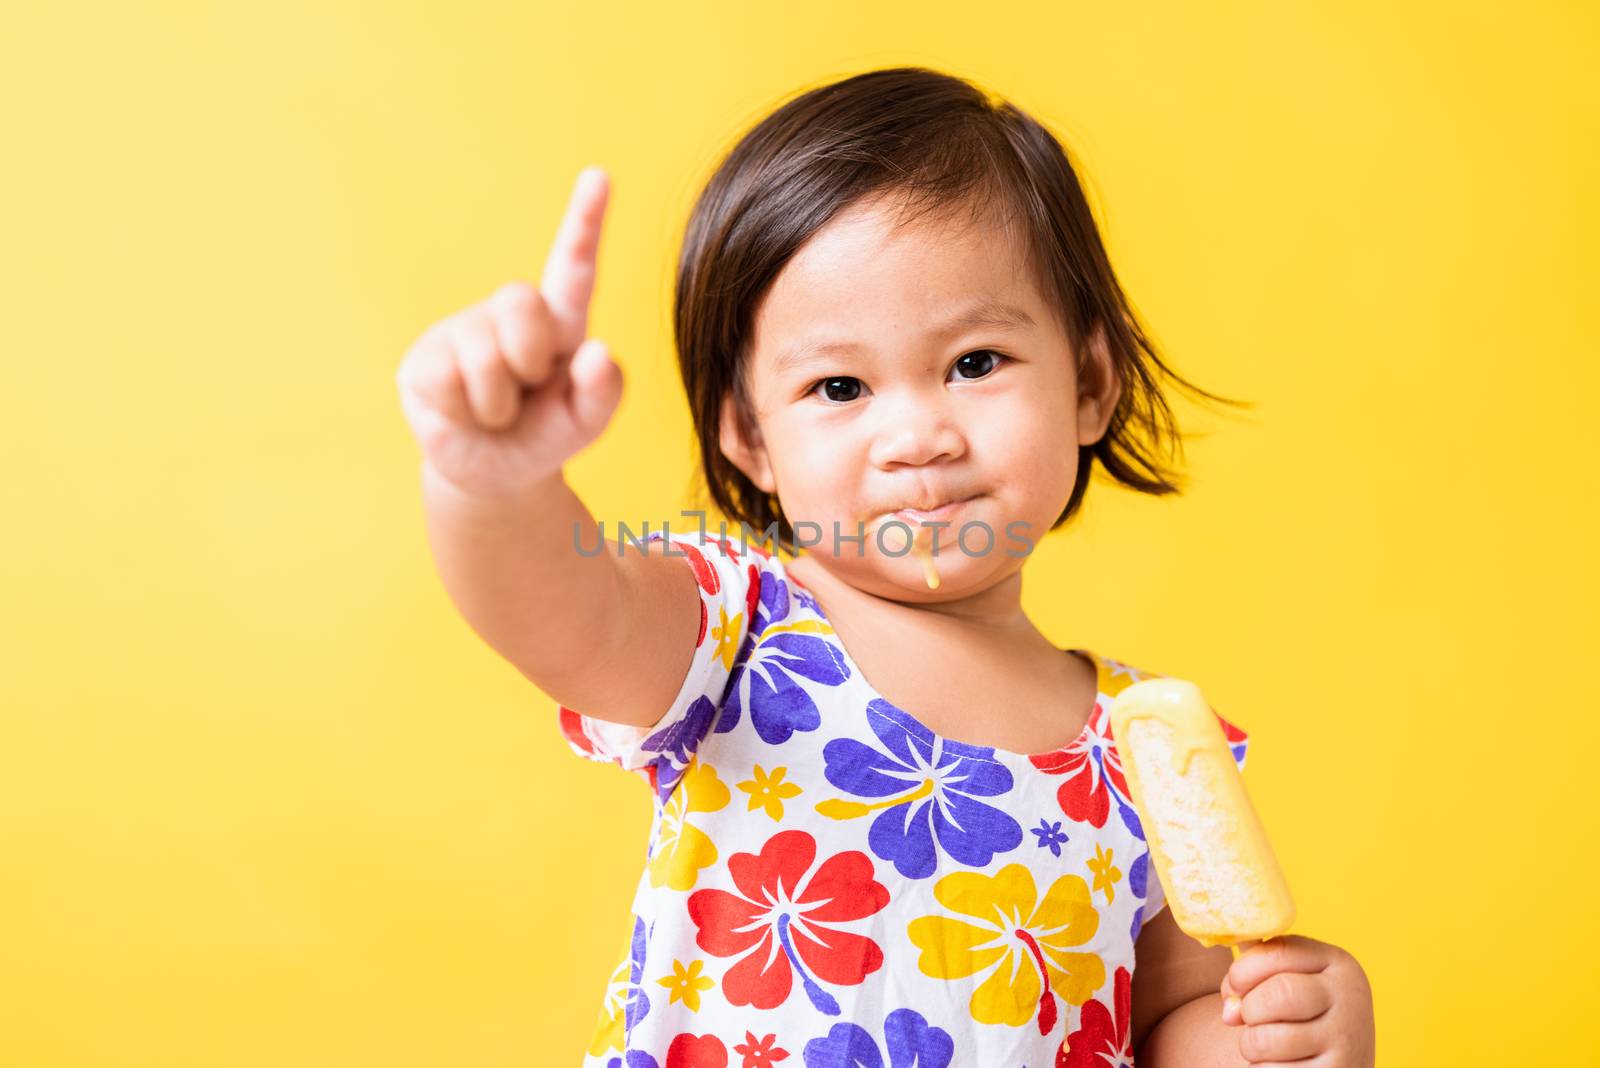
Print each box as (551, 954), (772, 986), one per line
(1030, 704), (1130, 828)
(679, 539), (723, 596)
(1056, 967), (1132, 1067)
(675, 541), (718, 648)
(1217, 708), (1249, 760)
(688, 829), (888, 1016)
(732, 1031), (790, 1066)
(744, 563), (760, 633)
(701, 536), (763, 637)
(667, 1033), (728, 1068)
(558, 707), (600, 759)
(659, 535), (760, 651)
(710, 533), (774, 563)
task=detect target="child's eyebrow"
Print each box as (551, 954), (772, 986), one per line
(772, 298), (1036, 375)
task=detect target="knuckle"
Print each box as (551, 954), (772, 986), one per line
(1251, 973), (1296, 1020)
(431, 342), (468, 382)
(489, 281), (552, 335)
(418, 419), (453, 457)
(446, 315), (520, 426)
(1237, 1024), (1269, 1062)
(497, 322), (557, 385)
(407, 345), (463, 399)
(490, 279), (539, 309)
(494, 307), (545, 366)
(1342, 958), (1374, 1003)
(448, 318), (501, 372)
(398, 329), (441, 380)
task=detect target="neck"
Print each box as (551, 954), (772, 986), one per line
(789, 550), (1041, 644)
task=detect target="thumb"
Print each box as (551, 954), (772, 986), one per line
(1219, 972), (1243, 1027)
(566, 337), (624, 442)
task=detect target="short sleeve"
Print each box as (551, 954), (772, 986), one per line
(1137, 705), (1252, 930)
(556, 526), (772, 800)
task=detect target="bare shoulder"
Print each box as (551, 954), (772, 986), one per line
(1130, 906), (1232, 1054)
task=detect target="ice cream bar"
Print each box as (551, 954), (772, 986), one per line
(1108, 677), (1294, 949)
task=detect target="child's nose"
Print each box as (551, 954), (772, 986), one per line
(868, 396), (966, 468)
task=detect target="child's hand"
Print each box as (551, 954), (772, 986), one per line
(396, 166), (623, 501)
(1219, 934), (1374, 1067)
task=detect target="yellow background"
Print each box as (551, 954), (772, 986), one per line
(3, 2), (1594, 1064)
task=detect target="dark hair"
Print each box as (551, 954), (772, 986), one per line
(673, 65), (1252, 556)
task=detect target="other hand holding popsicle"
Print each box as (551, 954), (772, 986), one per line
(1108, 678), (1373, 1066)
(1219, 934), (1375, 1066)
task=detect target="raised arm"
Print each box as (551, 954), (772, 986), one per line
(397, 167), (701, 728)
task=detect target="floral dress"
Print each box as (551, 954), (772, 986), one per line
(559, 527), (1251, 1068)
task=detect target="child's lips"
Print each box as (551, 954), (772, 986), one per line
(869, 495), (977, 529)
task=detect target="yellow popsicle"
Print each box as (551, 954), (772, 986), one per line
(1108, 677), (1295, 950)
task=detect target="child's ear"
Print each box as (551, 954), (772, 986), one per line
(1076, 319), (1123, 446)
(718, 391), (777, 494)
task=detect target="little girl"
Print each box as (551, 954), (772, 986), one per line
(397, 67), (1374, 1068)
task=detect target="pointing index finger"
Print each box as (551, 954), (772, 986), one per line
(540, 165), (610, 358)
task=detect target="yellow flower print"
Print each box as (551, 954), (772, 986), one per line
(711, 603), (744, 671)
(586, 915), (649, 1056)
(1087, 842), (1123, 904)
(815, 776), (936, 821)
(1099, 656), (1146, 698)
(737, 764), (803, 821)
(648, 759), (730, 891)
(907, 864), (1105, 1031)
(585, 956), (631, 1056)
(657, 958), (715, 1012)
(763, 618), (833, 637)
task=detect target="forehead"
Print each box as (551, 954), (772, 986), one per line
(749, 193), (1053, 373)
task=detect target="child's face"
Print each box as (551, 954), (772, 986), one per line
(721, 191), (1121, 599)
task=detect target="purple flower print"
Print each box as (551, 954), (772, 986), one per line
(639, 695), (719, 804)
(1128, 850), (1151, 944)
(1031, 818), (1069, 857)
(803, 1007), (954, 1068)
(722, 572), (850, 746)
(819, 700), (1023, 879)
(625, 915), (650, 1034)
(605, 1054), (658, 1068)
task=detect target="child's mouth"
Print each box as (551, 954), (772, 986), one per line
(863, 496), (981, 591)
(869, 495), (977, 529)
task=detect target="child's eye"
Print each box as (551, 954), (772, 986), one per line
(810, 376), (863, 404)
(952, 349), (1008, 380)
(804, 350), (1009, 405)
